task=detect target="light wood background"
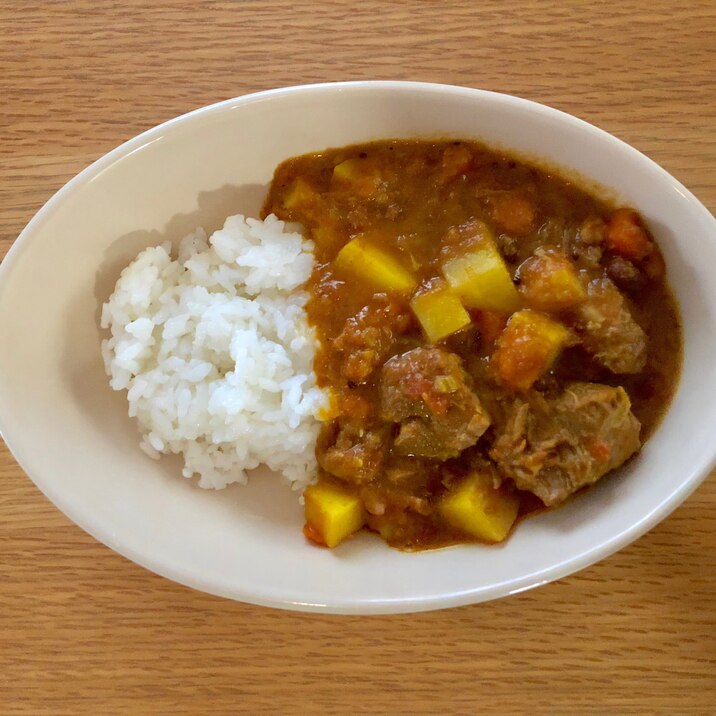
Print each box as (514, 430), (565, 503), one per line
(2, 2), (715, 713)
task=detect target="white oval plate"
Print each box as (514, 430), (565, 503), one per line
(1, 82), (715, 614)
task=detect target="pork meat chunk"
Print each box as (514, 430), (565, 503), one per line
(317, 421), (389, 483)
(490, 382), (641, 506)
(380, 347), (491, 460)
(572, 278), (647, 374)
(333, 297), (412, 383)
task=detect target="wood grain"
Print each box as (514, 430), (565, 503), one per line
(1, 2), (715, 713)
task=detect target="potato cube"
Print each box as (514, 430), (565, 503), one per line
(439, 473), (520, 542)
(283, 178), (318, 210)
(334, 236), (417, 294)
(410, 284), (471, 342)
(304, 481), (364, 548)
(442, 233), (520, 313)
(332, 158), (381, 197)
(333, 158), (365, 182)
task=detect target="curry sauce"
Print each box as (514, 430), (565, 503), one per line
(263, 140), (682, 550)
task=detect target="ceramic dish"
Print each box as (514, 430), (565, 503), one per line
(1, 82), (715, 614)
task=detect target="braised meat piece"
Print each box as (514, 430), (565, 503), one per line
(572, 278), (647, 374)
(566, 216), (606, 269)
(361, 457), (441, 547)
(380, 347), (491, 460)
(606, 255), (646, 293)
(360, 457), (435, 517)
(333, 296), (412, 383)
(490, 382), (641, 506)
(578, 216), (607, 246)
(317, 421), (389, 483)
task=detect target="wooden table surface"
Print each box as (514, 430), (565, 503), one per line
(2, 2), (715, 713)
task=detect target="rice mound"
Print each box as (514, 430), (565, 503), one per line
(101, 214), (327, 490)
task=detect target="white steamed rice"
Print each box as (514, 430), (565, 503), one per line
(101, 213), (327, 490)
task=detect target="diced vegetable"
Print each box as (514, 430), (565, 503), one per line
(489, 193), (536, 235)
(333, 158), (364, 181)
(334, 236), (417, 294)
(439, 472), (520, 542)
(605, 208), (653, 260)
(283, 178), (319, 211)
(491, 310), (571, 390)
(282, 179), (330, 228)
(473, 310), (508, 344)
(518, 250), (586, 312)
(442, 229), (521, 313)
(303, 480), (365, 548)
(410, 283), (471, 342)
(332, 158), (381, 197)
(439, 144), (473, 182)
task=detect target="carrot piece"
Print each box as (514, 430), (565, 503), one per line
(605, 209), (653, 261)
(303, 522), (327, 547)
(489, 193), (536, 235)
(518, 250), (586, 313)
(473, 310), (508, 344)
(491, 310), (571, 391)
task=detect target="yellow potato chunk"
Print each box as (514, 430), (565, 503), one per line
(334, 236), (417, 294)
(410, 284), (471, 343)
(439, 473), (520, 543)
(283, 178), (318, 210)
(333, 158), (365, 182)
(332, 158), (381, 197)
(304, 481), (365, 548)
(491, 310), (571, 391)
(442, 233), (520, 313)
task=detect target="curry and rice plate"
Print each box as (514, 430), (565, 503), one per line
(102, 139), (682, 551)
